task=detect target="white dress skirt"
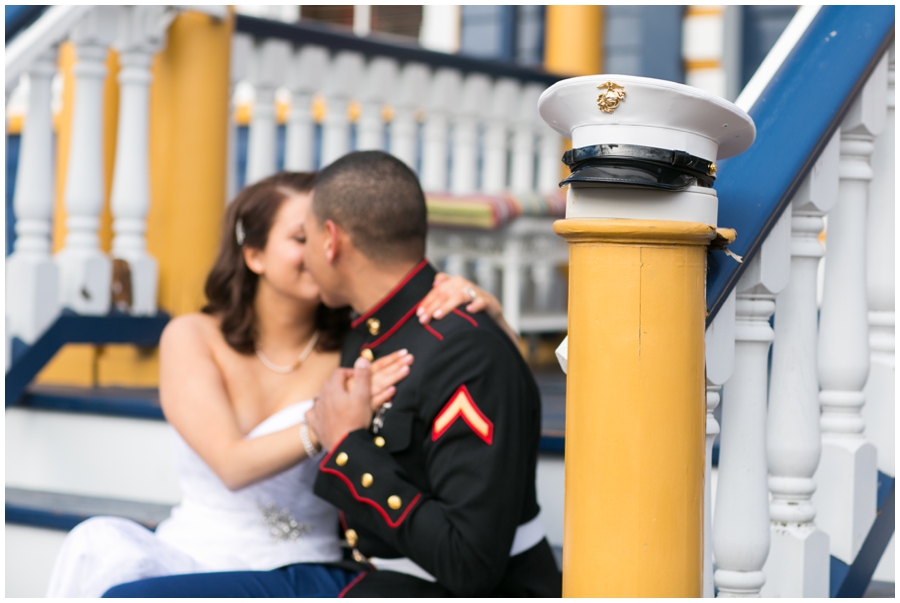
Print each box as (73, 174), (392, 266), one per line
(46, 400), (342, 598)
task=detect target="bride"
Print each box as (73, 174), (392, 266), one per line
(45, 171), (513, 598)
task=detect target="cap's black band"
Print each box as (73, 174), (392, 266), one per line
(560, 143), (717, 191)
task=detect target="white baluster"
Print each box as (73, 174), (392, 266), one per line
(760, 134), (839, 597)
(55, 7), (118, 315)
(450, 73), (490, 195)
(356, 57), (397, 151)
(500, 227), (523, 334)
(863, 47), (895, 479)
(6, 48), (60, 343)
(228, 32), (253, 200)
(537, 120), (563, 194)
(420, 68), (461, 192)
(321, 51), (364, 166)
(714, 209), (791, 596)
(245, 39), (292, 184)
(443, 235), (467, 278)
(109, 6), (171, 316)
(813, 54), (888, 565)
(473, 235), (498, 296)
(704, 289), (736, 598)
(530, 233), (556, 312)
(482, 78), (518, 194)
(390, 62), (429, 170)
(284, 45), (328, 172)
(510, 84), (543, 194)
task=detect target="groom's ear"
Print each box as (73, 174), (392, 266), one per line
(323, 219), (340, 264)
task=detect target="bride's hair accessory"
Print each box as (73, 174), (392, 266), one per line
(235, 218), (246, 246)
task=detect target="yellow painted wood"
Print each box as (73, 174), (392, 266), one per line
(97, 346), (160, 387)
(35, 345), (96, 387)
(544, 6), (603, 76)
(554, 218), (711, 597)
(146, 9), (232, 318)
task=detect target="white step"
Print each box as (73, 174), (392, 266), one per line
(6, 407), (181, 504)
(6, 524), (68, 598)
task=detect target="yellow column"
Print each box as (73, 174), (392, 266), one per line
(544, 6), (603, 76)
(146, 10), (232, 317)
(554, 218), (711, 597)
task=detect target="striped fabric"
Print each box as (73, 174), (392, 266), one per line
(425, 190), (566, 230)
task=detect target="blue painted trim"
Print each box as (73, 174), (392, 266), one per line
(5, 311), (170, 407)
(5, 505), (89, 531)
(539, 435), (564, 454)
(19, 385), (164, 420)
(707, 6), (895, 324)
(830, 472), (895, 597)
(5, 5), (47, 43)
(234, 14), (561, 87)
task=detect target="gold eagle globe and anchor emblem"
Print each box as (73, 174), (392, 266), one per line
(596, 81), (626, 113)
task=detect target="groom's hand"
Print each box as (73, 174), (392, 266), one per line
(306, 356), (374, 451)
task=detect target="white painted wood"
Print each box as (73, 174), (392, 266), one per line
(227, 32), (253, 201)
(760, 136), (839, 596)
(537, 121), (563, 194)
(284, 45), (328, 172)
(356, 57), (398, 152)
(353, 5), (371, 37)
(245, 38), (292, 184)
(5, 408), (181, 505)
(510, 84), (543, 194)
(863, 47), (895, 479)
(482, 78), (518, 194)
(6, 48), (60, 344)
(390, 62), (429, 170)
(321, 51), (364, 166)
(714, 209), (790, 597)
(4, 5), (94, 92)
(813, 55), (888, 565)
(419, 5), (460, 54)
(704, 289), (735, 598)
(420, 68), (461, 192)
(6, 524), (68, 598)
(109, 6), (169, 316)
(55, 7), (118, 315)
(450, 73), (490, 195)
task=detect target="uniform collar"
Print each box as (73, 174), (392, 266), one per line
(351, 260), (435, 350)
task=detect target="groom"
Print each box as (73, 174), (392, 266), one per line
(304, 150), (561, 597)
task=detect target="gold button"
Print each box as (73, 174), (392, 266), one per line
(360, 348), (374, 362)
(367, 318), (381, 336)
(387, 495), (402, 510)
(361, 473), (374, 488)
(345, 529), (358, 547)
(335, 452), (348, 467)
(709, 161), (718, 176)
(374, 436), (385, 448)
(352, 549), (368, 563)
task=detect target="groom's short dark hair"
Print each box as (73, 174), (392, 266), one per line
(312, 151), (427, 264)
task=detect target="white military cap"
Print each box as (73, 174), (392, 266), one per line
(538, 75), (755, 191)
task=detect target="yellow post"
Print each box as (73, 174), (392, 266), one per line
(544, 6), (603, 76)
(554, 219), (711, 597)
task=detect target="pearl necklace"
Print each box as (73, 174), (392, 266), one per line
(256, 332), (320, 374)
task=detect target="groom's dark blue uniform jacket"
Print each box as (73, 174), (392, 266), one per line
(313, 261), (561, 597)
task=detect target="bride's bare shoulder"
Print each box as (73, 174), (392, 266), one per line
(160, 312), (224, 353)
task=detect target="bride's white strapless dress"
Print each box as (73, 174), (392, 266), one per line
(46, 400), (342, 598)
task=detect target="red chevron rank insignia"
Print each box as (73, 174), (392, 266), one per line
(432, 385), (493, 445)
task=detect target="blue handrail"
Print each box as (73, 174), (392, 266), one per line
(707, 5), (894, 324)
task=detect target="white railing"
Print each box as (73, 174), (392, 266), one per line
(231, 18), (568, 334)
(707, 45), (894, 597)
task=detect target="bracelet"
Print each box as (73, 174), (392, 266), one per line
(299, 421), (321, 458)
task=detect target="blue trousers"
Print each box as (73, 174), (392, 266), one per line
(102, 563), (360, 598)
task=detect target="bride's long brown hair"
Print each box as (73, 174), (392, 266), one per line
(202, 172), (351, 354)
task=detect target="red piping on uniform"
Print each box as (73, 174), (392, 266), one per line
(320, 464), (422, 528)
(351, 260), (429, 328)
(362, 303), (421, 350)
(338, 510), (348, 532)
(423, 322), (444, 341)
(338, 571), (369, 598)
(452, 308), (478, 327)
